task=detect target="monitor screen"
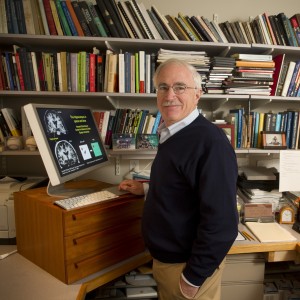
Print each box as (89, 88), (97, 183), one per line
(24, 103), (109, 197)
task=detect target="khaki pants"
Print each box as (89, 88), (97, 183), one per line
(152, 259), (225, 300)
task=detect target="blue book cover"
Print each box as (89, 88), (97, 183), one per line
(229, 108), (243, 148)
(275, 112), (282, 132)
(151, 111), (161, 134)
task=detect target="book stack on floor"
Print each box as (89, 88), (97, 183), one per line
(223, 54), (275, 95)
(205, 57), (235, 94)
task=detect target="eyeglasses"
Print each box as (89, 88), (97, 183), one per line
(156, 84), (198, 95)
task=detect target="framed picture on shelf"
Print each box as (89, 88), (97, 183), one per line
(136, 134), (159, 150)
(216, 124), (235, 148)
(112, 134), (136, 151)
(261, 131), (287, 149)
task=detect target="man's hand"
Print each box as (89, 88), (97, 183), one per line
(179, 275), (199, 299)
(118, 179), (145, 195)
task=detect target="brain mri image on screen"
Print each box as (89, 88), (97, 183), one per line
(44, 110), (67, 136)
(55, 140), (80, 169)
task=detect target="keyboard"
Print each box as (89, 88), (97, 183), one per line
(54, 189), (120, 210)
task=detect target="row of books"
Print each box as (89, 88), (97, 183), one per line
(228, 108), (300, 150)
(93, 108), (162, 148)
(1, 1), (300, 48)
(3, 46), (300, 99)
(0, 47), (156, 93)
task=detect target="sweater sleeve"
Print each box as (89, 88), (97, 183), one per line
(182, 135), (239, 286)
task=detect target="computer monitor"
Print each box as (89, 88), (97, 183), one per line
(24, 103), (109, 198)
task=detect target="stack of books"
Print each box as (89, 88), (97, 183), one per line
(156, 48), (210, 84)
(205, 57), (235, 94)
(223, 54), (275, 95)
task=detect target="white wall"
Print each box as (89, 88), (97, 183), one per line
(141, 0), (299, 22)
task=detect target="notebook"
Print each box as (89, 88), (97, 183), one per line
(245, 222), (297, 243)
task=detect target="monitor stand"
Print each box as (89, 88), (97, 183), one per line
(46, 181), (96, 198)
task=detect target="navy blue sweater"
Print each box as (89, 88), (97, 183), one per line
(142, 114), (238, 286)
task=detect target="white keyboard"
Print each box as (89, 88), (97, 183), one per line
(54, 190), (119, 210)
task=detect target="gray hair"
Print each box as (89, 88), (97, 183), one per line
(153, 58), (203, 90)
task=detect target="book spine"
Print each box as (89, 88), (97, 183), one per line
(71, 0), (91, 36)
(78, 1), (100, 37)
(138, 50), (145, 93)
(65, 0), (84, 36)
(49, 0), (64, 35)
(14, 53), (25, 91)
(85, 0), (107, 37)
(14, 0), (27, 34)
(42, 0), (58, 35)
(37, 0), (50, 34)
(60, 0), (78, 36)
(54, 0), (72, 35)
(89, 53), (96, 92)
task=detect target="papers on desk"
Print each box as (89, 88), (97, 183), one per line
(245, 222), (297, 243)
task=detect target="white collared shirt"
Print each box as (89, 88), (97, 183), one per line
(158, 108), (199, 144)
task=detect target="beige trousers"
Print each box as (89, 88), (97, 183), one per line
(152, 259), (225, 300)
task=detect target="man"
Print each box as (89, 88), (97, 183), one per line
(119, 59), (238, 300)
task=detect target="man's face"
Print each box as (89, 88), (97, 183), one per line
(156, 63), (201, 127)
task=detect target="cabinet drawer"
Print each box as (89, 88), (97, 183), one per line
(63, 196), (144, 236)
(66, 236), (145, 283)
(65, 218), (142, 260)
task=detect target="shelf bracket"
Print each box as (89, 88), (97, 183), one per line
(106, 96), (117, 109)
(219, 46), (231, 57)
(211, 98), (229, 111)
(115, 156), (121, 176)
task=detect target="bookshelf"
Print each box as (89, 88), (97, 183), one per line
(1, 2), (300, 300)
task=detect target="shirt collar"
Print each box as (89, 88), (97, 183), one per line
(158, 108), (199, 141)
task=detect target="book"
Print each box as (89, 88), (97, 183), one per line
(165, 15), (189, 41)
(0, 0), (8, 34)
(69, 1), (90, 36)
(95, 0), (119, 37)
(147, 8), (170, 40)
(54, 0), (72, 35)
(124, 0), (149, 39)
(129, 0), (155, 39)
(60, 0), (79, 36)
(42, 0), (57, 35)
(13, 0), (27, 34)
(49, 0), (64, 35)
(107, 0), (129, 37)
(85, 0), (108, 37)
(245, 222), (297, 243)
(117, 0), (143, 39)
(281, 61), (296, 97)
(270, 53), (285, 96)
(0, 110), (12, 138)
(1, 107), (22, 136)
(37, 0), (50, 35)
(78, 0), (99, 36)
(150, 5), (178, 40)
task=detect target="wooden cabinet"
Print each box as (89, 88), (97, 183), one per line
(13, 180), (145, 284)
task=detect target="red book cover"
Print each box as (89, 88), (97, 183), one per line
(270, 53), (285, 96)
(14, 53), (25, 91)
(43, 0), (57, 35)
(89, 53), (96, 92)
